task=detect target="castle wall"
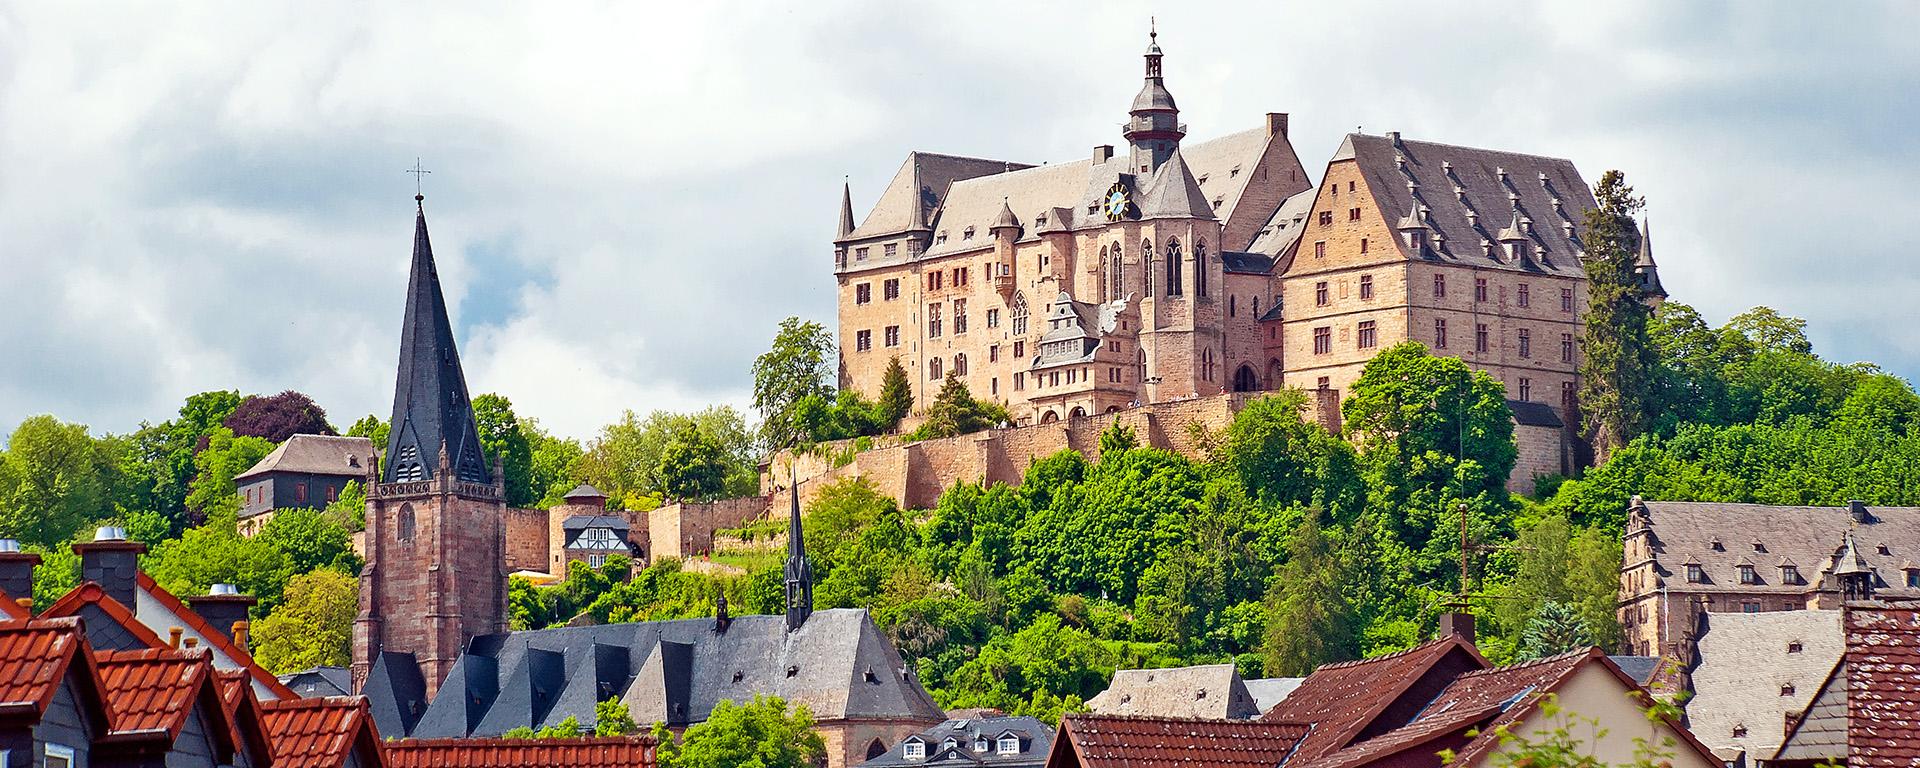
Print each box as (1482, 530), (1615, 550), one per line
(647, 497), (771, 560)
(1508, 423), (1567, 496)
(502, 507), (549, 573)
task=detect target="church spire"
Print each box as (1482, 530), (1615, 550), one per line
(383, 200), (491, 485)
(1633, 218), (1667, 307)
(1123, 22), (1184, 175)
(837, 179), (855, 241)
(783, 475), (814, 632)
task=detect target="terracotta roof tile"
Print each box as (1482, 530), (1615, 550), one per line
(0, 617), (87, 715)
(385, 736), (657, 768)
(1845, 605), (1920, 768)
(135, 573), (298, 700)
(262, 696), (385, 768)
(1058, 715), (1310, 768)
(1261, 637), (1484, 759)
(95, 647), (212, 736)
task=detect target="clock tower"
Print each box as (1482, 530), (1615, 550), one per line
(1123, 26), (1184, 175)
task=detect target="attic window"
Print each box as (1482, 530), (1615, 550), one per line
(1212, 197), (1223, 210)
(936, 231), (948, 244)
(786, 665), (799, 678)
(1230, 165), (1241, 178)
(1036, 213), (1048, 225)
(1738, 564), (1758, 584)
(1733, 725), (1748, 739)
(904, 741), (925, 761)
(1198, 174), (1209, 185)
(998, 735), (1021, 755)
(1788, 641), (1804, 654)
(1879, 543), (1892, 555)
(1753, 540), (1766, 553)
(1781, 683), (1796, 696)
(1195, 688), (1208, 700)
(963, 226), (975, 240)
(1686, 564), (1705, 583)
(1710, 539), (1724, 551)
(732, 671), (744, 683)
(865, 668), (881, 684)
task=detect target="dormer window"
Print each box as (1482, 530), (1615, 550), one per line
(1906, 568), (1920, 588)
(1710, 539), (1724, 551)
(973, 738), (988, 753)
(1733, 725), (1748, 739)
(1879, 543), (1892, 555)
(936, 231), (948, 244)
(1686, 564), (1706, 583)
(1230, 165), (1241, 178)
(1738, 565), (1758, 584)
(1788, 640), (1803, 653)
(998, 736), (1021, 755)
(1781, 565), (1801, 584)
(904, 740), (926, 761)
(1198, 174), (1209, 186)
(1753, 540), (1766, 553)
(963, 226), (975, 240)
(1782, 683), (1796, 696)
(942, 738), (958, 752)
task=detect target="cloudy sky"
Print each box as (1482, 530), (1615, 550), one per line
(2, 2), (1915, 440)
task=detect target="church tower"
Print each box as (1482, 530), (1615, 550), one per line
(353, 195), (508, 697)
(783, 479), (813, 632)
(1123, 25), (1184, 175)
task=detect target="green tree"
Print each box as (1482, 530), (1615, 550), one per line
(345, 415), (389, 450)
(917, 374), (1009, 439)
(1577, 170), (1656, 458)
(472, 394), (536, 506)
(1223, 391), (1362, 514)
(659, 696), (825, 768)
(0, 416), (121, 547)
(752, 317), (837, 451)
(877, 356), (915, 430)
(1518, 601), (1592, 660)
(184, 428), (273, 519)
(579, 408), (757, 509)
(1261, 511), (1357, 675)
(594, 696), (638, 737)
(653, 422), (729, 502)
(250, 569), (358, 673)
(255, 507), (359, 575)
(525, 419), (585, 508)
(125, 390), (242, 530)
(321, 481), (367, 531)
(143, 515), (294, 611)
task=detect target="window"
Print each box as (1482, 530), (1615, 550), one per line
(1732, 725), (1748, 739)
(1357, 320), (1377, 349)
(1781, 683), (1796, 696)
(1164, 239), (1183, 297)
(963, 226), (975, 240)
(1012, 293), (1029, 336)
(885, 325), (900, 347)
(1686, 564), (1705, 583)
(1434, 274), (1446, 298)
(990, 378), (998, 395)
(1475, 324), (1489, 353)
(954, 267), (967, 286)
(1518, 377), (1532, 401)
(1195, 241), (1208, 297)
(1110, 244), (1124, 300)
(1317, 376), (1331, 390)
(1474, 278), (1489, 302)
(998, 736), (1020, 755)
(1743, 602), (1761, 613)
(1014, 372), (1025, 391)
(856, 330), (872, 352)
(927, 272), (943, 291)
(1360, 238), (1369, 255)
(1560, 333), (1575, 363)
(1517, 283), (1530, 307)
(953, 299), (967, 334)
(1518, 328), (1531, 358)
(927, 304), (942, 337)
(326, 485), (337, 503)
(986, 308), (1001, 329)
(1318, 211), (1333, 226)
(1359, 274), (1373, 300)
(974, 738), (989, 753)
(954, 353), (968, 376)
(588, 553), (607, 568)
(1348, 207), (1361, 221)
(856, 283), (872, 304)
(884, 243), (897, 259)
(1561, 287), (1575, 312)
(1313, 327), (1332, 355)
(44, 744), (73, 768)
(1314, 241), (1326, 258)
(904, 741), (926, 760)
(929, 358), (943, 380)
(884, 279), (900, 300)
(1782, 565), (1801, 584)
(1908, 569), (1920, 588)
(1562, 381), (1577, 410)
(989, 345), (999, 363)
(1230, 296), (1237, 316)
(1315, 281), (1329, 307)
(854, 247), (869, 261)
(1434, 318), (1448, 349)
(1013, 341), (1024, 358)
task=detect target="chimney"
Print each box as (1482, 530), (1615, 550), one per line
(1266, 113), (1289, 139)
(1849, 500), (1872, 524)
(713, 593), (731, 634)
(1439, 611), (1476, 645)
(74, 527), (146, 609)
(188, 583), (257, 644)
(0, 540), (42, 607)
(1094, 145), (1114, 164)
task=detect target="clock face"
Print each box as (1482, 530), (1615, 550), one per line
(1103, 183), (1130, 221)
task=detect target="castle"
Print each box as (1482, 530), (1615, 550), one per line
(834, 31), (1668, 455)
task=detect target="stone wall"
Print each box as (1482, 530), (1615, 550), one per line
(502, 507), (550, 574)
(1508, 424), (1568, 496)
(648, 497), (772, 560)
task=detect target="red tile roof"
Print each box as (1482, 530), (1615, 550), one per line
(261, 696), (386, 768)
(1845, 605), (1920, 768)
(135, 573), (297, 699)
(1409, 649), (1594, 768)
(0, 617), (106, 728)
(385, 737), (657, 768)
(1313, 702), (1502, 768)
(1261, 636), (1485, 759)
(216, 668), (277, 768)
(95, 648), (218, 736)
(1054, 715), (1311, 768)
(40, 582), (172, 649)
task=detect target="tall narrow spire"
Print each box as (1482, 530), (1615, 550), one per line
(1124, 22), (1184, 174)
(1633, 218), (1667, 306)
(384, 201), (491, 485)
(837, 179), (855, 241)
(783, 475), (814, 632)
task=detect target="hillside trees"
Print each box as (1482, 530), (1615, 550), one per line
(0, 416), (123, 547)
(578, 408), (756, 509)
(224, 390), (334, 443)
(251, 569), (357, 673)
(472, 394), (535, 506)
(752, 317), (838, 450)
(877, 357), (914, 429)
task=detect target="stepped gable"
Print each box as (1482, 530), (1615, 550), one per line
(1336, 132), (1594, 278)
(386, 736), (656, 768)
(1260, 636), (1486, 759)
(384, 203), (489, 485)
(261, 696), (387, 768)
(1050, 714), (1310, 768)
(409, 609), (942, 738)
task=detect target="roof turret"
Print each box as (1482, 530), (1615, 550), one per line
(837, 180), (855, 241)
(990, 197), (1021, 235)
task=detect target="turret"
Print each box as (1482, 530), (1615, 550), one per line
(1834, 531), (1875, 602)
(1634, 218), (1667, 309)
(783, 476), (814, 632)
(991, 198), (1020, 299)
(1122, 24), (1184, 175)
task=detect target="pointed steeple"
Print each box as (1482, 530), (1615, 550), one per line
(384, 199), (490, 485)
(990, 197), (1022, 235)
(783, 475), (814, 632)
(1136, 147), (1213, 220)
(1633, 218), (1667, 305)
(837, 179), (855, 241)
(1835, 530), (1875, 601)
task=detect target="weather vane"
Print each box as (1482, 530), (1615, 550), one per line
(406, 158), (432, 201)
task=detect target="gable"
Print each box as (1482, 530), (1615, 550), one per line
(32, 678), (93, 758)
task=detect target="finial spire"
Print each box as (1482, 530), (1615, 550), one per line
(783, 471), (814, 632)
(406, 158), (431, 206)
(837, 177), (855, 241)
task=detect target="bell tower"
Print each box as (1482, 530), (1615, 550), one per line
(1123, 23), (1185, 175)
(353, 194), (508, 697)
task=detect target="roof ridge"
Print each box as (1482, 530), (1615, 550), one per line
(907, 150), (1032, 166)
(1312, 637), (1454, 671)
(1352, 132), (1578, 166)
(1452, 647), (1593, 679)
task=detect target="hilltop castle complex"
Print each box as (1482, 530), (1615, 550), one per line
(833, 31), (1667, 451)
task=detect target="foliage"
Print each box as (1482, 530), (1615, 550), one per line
(224, 391), (335, 443)
(251, 569), (357, 674)
(1261, 511), (1357, 675)
(525, 418), (585, 508)
(184, 428), (273, 518)
(345, 415), (389, 449)
(472, 394), (536, 506)
(1443, 693), (1681, 768)
(143, 513), (295, 612)
(578, 408), (756, 509)
(653, 421), (733, 502)
(655, 695), (825, 768)
(503, 715), (583, 740)
(125, 391), (242, 532)
(255, 507), (360, 575)
(913, 374), (1009, 440)
(1488, 516), (1621, 660)
(752, 317), (837, 451)
(0, 416), (123, 547)
(1577, 170), (1656, 458)
(1225, 391), (1362, 514)
(594, 697), (638, 737)
(321, 481), (366, 531)
(877, 356), (915, 431)
(1518, 602), (1592, 661)
(30, 546), (80, 613)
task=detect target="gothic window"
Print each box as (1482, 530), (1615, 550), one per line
(866, 741), (888, 760)
(1195, 240), (1208, 297)
(397, 504), (416, 543)
(929, 357), (943, 380)
(1137, 349), (1147, 381)
(394, 444), (424, 482)
(1099, 246), (1109, 301)
(1110, 242), (1124, 301)
(954, 299), (967, 335)
(1201, 349), (1215, 382)
(1142, 240), (1155, 297)
(1165, 239), (1184, 297)
(1011, 293), (1029, 336)
(954, 353), (968, 377)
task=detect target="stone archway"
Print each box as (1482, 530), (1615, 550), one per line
(1233, 365), (1259, 392)
(1040, 410), (1060, 424)
(1070, 406), (1087, 419)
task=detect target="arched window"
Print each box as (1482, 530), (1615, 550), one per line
(1196, 240), (1209, 297)
(397, 503), (416, 543)
(954, 353), (968, 376)
(1110, 242), (1124, 301)
(1201, 348), (1215, 382)
(929, 357), (944, 380)
(1098, 245), (1109, 301)
(1011, 292), (1029, 336)
(1142, 240), (1155, 297)
(866, 740), (888, 760)
(1234, 365), (1258, 392)
(1165, 239), (1184, 297)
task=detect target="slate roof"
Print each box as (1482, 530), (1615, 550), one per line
(393, 608), (942, 739)
(844, 152), (1030, 242)
(1219, 251), (1274, 275)
(562, 515), (631, 534)
(261, 696), (387, 768)
(1246, 188), (1318, 259)
(864, 715), (1052, 768)
(1086, 664), (1260, 720)
(362, 651), (429, 740)
(1630, 501), (1920, 598)
(1334, 133), (1595, 279)
(1053, 714), (1310, 768)
(1136, 148), (1215, 221)
(384, 204), (491, 485)
(1607, 656), (1660, 686)
(1838, 604), (1920, 767)
(563, 483), (609, 502)
(1260, 636), (1485, 760)
(1686, 610), (1843, 760)
(1507, 400), (1564, 428)
(1241, 677), (1302, 714)
(280, 666), (352, 698)
(236, 435), (374, 481)
(385, 736), (656, 768)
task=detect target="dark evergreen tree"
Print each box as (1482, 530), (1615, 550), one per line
(877, 356), (914, 431)
(1260, 511), (1357, 675)
(1577, 171), (1655, 459)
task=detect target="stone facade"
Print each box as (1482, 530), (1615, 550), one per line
(647, 497), (768, 561)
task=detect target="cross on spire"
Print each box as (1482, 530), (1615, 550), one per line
(406, 158), (432, 203)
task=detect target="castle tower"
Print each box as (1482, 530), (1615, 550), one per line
(1633, 218), (1667, 309)
(1123, 25), (1185, 175)
(783, 478), (813, 632)
(353, 195), (508, 697)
